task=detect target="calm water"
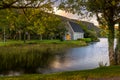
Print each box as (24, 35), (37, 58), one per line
(44, 38), (110, 73)
(0, 38), (110, 76)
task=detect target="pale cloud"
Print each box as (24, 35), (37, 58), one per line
(54, 7), (99, 26)
(115, 24), (119, 26)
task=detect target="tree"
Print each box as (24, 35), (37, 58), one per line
(0, 0), (56, 41)
(34, 19), (45, 40)
(115, 22), (120, 64)
(0, 0), (55, 9)
(0, 9), (11, 42)
(0, 0), (55, 40)
(59, 0), (120, 65)
(44, 14), (61, 40)
(57, 21), (67, 41)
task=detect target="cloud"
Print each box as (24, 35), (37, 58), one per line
(54, 7), (99, 26)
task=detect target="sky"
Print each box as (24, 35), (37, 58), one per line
(54, 7), (99, 26)
(53, 0), (99, 26)
(53, 1), (120, 26)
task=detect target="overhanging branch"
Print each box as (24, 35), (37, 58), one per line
(0, 0), (54, 9)
(114, 18), (120, 23)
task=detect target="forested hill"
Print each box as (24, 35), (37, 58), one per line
(55, 14), (100, 36)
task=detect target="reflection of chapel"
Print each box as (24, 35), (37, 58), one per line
(65, 21), (84, 40)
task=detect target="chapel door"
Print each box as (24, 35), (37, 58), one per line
(66, 34), (71, 40)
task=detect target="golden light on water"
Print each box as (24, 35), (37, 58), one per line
(51, 57), (71, 69)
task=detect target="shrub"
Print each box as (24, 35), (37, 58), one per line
(77, 38), (92, 43)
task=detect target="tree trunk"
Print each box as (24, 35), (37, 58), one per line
(3, 27), (6, 43)
(115, 23), (120, 64)
(18, 31), (22, 40)
(108, 22), (115, 65)
(13, 34), (16, 40)
(27, 33), (30, 40)
(39, 34), (42, 40)
(23, 32), (26, 43)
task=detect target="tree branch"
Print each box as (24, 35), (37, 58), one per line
(0, 0), (53, 10)
(0, 0), (19, 9)
(114, 18), (120, 23)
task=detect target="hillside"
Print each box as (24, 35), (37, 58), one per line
(56, 14), (100, 35)
(80, 21), (100, 33)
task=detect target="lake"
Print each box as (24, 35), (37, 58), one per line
(43, 38), (109, 73)
(0, 38), (110, 76)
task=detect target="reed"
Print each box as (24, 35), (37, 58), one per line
(0, 40), (87, 74)
(0, 44), (67, 74)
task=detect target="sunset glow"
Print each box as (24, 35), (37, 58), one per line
(54, 7), (99, 26)
(54, 7), (74, 18)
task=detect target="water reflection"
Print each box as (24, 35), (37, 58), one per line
(47, 38), (109, 73)
(0, 38), (111, 75)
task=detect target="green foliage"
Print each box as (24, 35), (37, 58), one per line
(0, 9), (10, 28)
(0, 0), (56, 41)
(77, 38), (92, 43)
(77, 21), (99, 42)
(100, 29), (108, 37)
(84, 30), (99, 42)
(0, 8), (66, 41)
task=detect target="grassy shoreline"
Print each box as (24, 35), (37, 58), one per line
(0, 39), (88, 47)
(0, 66), (120, 80)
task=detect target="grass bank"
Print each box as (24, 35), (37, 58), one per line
(0, 39), (87, 47)
(0, 66), (120, 80)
